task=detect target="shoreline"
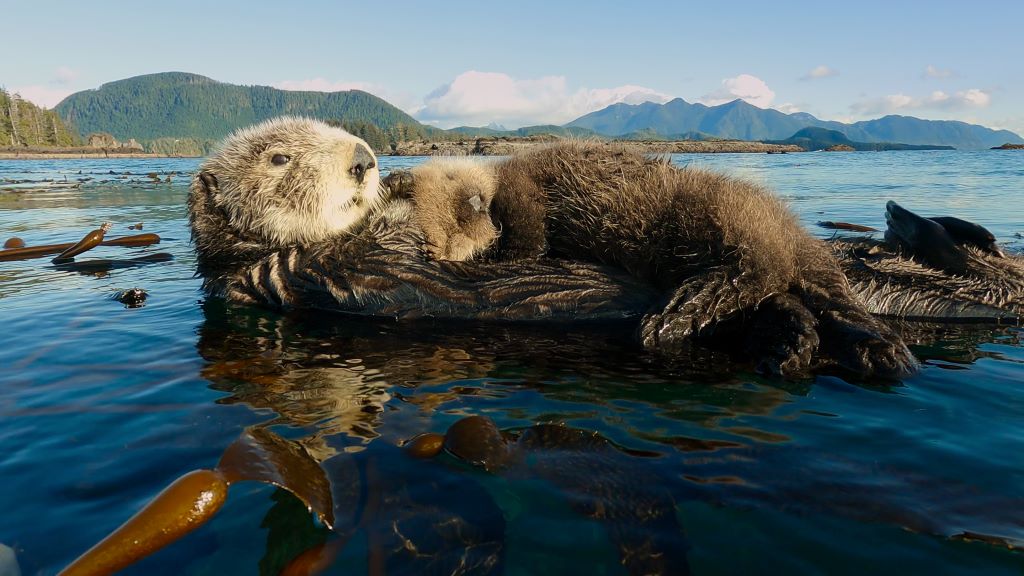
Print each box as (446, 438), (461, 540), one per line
(388, 137), (804, 156)
(0, 147), (196, 160)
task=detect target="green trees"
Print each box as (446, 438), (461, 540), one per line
(0, 88), (79, 147)
(54, 72), (427, 153)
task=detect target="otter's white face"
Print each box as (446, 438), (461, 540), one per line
(196, 116), (382, 247)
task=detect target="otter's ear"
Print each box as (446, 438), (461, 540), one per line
(198, 171), (219, 194)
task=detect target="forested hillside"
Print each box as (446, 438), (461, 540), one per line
(1, 88), (79, 147)
(55, 72), (433, 154)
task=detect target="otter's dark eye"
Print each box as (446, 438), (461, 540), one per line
(350, 164), (365, 180)
(271, 154), (291, 166)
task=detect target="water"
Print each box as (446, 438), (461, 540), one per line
(1, 151), (1022, 575)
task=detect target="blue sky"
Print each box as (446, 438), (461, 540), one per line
(6, 0), (1023, 134)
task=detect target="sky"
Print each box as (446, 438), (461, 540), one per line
(4, 0), (1023, 135)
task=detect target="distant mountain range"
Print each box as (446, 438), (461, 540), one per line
(768, 127), (954, 151)
(567, 98), (1022, 150)
(49, 72), (1023, 152)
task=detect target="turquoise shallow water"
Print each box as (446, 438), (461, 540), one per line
(0, 151), (1022, 575)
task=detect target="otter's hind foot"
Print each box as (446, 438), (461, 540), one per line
(818, 307), (918, 378)
(744, 293), (820, 377)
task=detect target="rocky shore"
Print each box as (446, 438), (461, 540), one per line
(0, 146), (177, 159)
(390, 136), (803, 156)
(991, 143), (1024, 150)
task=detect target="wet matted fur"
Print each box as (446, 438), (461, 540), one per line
(395, 142), (917, 377)
(189, 120), (915, 378)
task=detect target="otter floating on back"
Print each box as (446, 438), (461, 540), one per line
(830, 201), (1024, 324)
(189, 118), (917, 378)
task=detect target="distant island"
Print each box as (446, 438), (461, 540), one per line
(765, 127), (954, 152)
(991, 143), (1024, 150)
(3, 72), (1022, 157)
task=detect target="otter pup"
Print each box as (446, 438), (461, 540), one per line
(394, 142), (916, 377)
(384, 159), (498, 261)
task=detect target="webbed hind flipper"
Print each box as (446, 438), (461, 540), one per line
(640, 268), (766, 355)
(817, 302), (918, 378)
(796, 239), (919, 378)
(743, 293), (820, 377)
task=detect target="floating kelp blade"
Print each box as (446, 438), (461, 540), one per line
(53, 253), (174, 273)
(0, 234), (161, 262)
(58, 469), (229, 576)
(818, 221), (880, 233)
(52, 223), (111, 263)
(59, 427), (334, 576)
(217, 427), (335, 529)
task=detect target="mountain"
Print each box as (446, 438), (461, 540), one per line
(567, 98), (1023, 150)
(768, 127), (953, 151)
(54, 72), (428, 153)
(840, 116), (1021, 150)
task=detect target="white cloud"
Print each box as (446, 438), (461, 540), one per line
(9, 66), (82, 108)
(7, 85), (74, 109)
(960, 88), (990, 107)
(775, 102), (802, 114)
(414, 71), (671, 128)
(54, 66), (79, 85)
(925, 65), (954, 79)
(850, 89), (992, 116)
(801, 65), (838, 80)
(698, 74), (775, 108)
(273, 77), (421, 115)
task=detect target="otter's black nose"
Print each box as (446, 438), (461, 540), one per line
(350, 144), (376, 184)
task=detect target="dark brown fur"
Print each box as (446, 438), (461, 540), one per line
(440, 141), (914, 377)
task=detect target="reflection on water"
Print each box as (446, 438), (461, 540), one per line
(1, 154), (1023, 574)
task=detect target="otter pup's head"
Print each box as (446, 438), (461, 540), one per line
(386, 159), (499, 261)
(190, 116), (380, 248)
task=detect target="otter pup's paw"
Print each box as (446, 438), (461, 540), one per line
(818, 309), (919, 378)
(744, 293), (820, 377)
(640, 270), (751, 355)
(382, 170), (416, 199)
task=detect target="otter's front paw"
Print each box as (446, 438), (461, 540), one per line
(382, 170), (416, 199)
(744, 293), (820, 377)
(819, 311), (918, 378)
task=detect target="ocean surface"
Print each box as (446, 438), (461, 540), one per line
(1, 151), (1022, 575)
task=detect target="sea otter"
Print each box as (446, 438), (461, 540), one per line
(189, 117), (656, 321)
(189, 117), (915, 377)
(831, 202), (1024, 323)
